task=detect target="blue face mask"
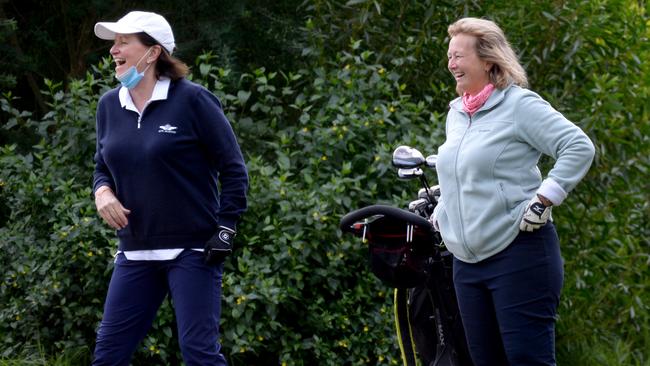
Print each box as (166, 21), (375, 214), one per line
(115, 48), (153, 89)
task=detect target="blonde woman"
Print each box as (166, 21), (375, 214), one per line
(431, 17), (595, 365)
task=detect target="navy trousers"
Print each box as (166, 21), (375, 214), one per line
(92, 250), (227, 366)
(453, 223), (563, 366)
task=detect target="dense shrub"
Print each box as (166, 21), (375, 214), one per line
(215, 43), (446, 365)
(0, 68), (115, 358)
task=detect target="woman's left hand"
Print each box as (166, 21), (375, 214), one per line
(519, 194), (551, 232)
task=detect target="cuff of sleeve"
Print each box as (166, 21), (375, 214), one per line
(537, 178), (567, 206)
(218, 217), (238, 232)
(93, 185), (112, 198)
(218, 225), (236, 234)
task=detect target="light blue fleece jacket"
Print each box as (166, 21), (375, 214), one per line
(434, 84), (595, 263)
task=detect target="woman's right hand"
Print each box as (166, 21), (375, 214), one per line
(429, 212), (440, 232)
(429, 200), (442, 232)
(94, 186), (131, 230)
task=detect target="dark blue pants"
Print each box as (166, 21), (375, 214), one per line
(453, 223), (563, 366)
(92, 250), (227, 366)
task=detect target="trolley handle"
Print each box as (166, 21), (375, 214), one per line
(339, 204), (433, 234)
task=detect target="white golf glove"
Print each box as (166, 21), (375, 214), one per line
(519, 195), (551, 232)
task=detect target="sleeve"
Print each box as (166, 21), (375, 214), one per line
(514, 92), (595, 205)
(92, 101), (115, 196)
(193, 88), (249, 230)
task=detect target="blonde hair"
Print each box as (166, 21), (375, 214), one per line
(448, 17), (528, 89)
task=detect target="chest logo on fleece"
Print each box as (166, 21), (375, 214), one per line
(158, 124), (178, 134)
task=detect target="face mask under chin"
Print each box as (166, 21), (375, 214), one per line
(116, 47), (153, 89)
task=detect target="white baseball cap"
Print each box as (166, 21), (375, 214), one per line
(94, 11), (175, 54)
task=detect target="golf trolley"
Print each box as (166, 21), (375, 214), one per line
(339, 146), (473, 366)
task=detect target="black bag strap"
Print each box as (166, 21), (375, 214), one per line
(394, 288), (418, 366)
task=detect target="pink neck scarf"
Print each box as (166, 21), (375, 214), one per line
(462, 83), (495, 116)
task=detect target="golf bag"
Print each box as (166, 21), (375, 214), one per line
(340, 205), (473, 366)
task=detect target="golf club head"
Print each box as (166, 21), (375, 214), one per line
(417, 187), (428, 199)
(398, 167), (423, 179)
(425, 154), (438, 168)
(392, 146), (425, 168)
(419, 185), (441, 201)
(408, 198), (429, 212)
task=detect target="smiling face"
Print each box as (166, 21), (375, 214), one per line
(447, 33), (492, 96)
(110, 34), (151, 76)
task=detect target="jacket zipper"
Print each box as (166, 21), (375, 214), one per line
(137, 101), (152, 129)
(454, 113), (477, 261)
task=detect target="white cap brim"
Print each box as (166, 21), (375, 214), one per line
(94, 22), (142, 40)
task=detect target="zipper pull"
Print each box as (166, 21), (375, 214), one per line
(137, 116), (142, 129)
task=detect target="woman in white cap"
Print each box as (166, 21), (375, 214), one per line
(91, 10), (248, 366)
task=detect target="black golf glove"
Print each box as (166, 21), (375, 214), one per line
(204, 226), (236, 265)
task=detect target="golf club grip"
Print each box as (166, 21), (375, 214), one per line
(339, 205), (433, 233)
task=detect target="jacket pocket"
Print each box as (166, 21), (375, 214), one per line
(496, 182), (515, 218)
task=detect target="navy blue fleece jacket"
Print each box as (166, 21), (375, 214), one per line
(93, 78), (248, 251)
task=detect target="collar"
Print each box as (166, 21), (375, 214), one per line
(119, 77), (171, 113)
(450, 83), (513, 113)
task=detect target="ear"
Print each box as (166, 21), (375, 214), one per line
(485, 62), (494, 73)
(147, 45), (163, 64)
